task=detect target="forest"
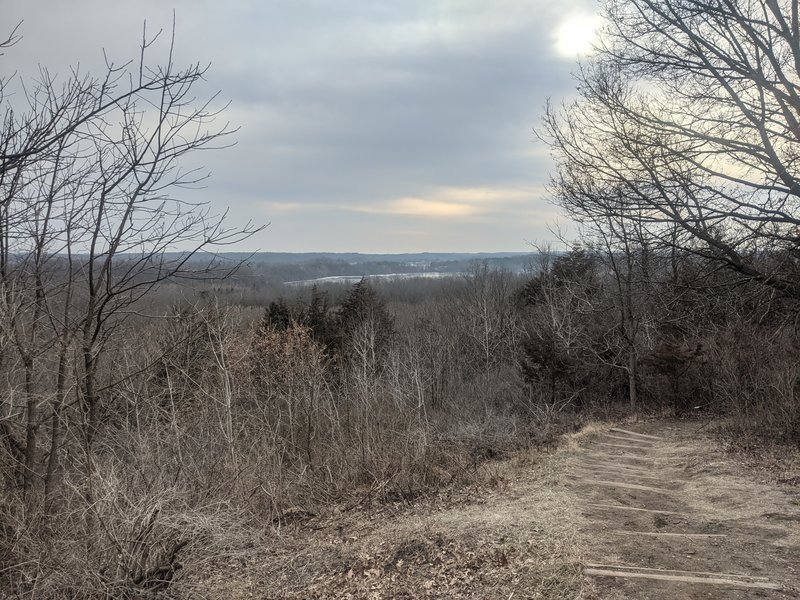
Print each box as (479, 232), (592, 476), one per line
(2, 0), (800, 597)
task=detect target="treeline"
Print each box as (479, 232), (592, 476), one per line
(521, 245), (798, 441)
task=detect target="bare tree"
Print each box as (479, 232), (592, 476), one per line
(543, 0), (800, 298)
(456, 263), (522, 379)
(0, 21), (262, 500)
(585, 217), (656, 412)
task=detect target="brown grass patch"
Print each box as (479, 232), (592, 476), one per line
(184, 436), (592, 599)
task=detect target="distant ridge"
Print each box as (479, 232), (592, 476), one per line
(213, 251), (536, 264)
(154, 251), (541, 284)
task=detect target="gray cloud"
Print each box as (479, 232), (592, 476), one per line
(3, 0), (597, 251)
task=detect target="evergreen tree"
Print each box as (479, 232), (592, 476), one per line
(263, 298), (292, 331)
(338, 278), (395, 357)
(301, 285), (341, 352)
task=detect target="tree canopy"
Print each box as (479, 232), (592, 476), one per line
(544, 0), (800, 297)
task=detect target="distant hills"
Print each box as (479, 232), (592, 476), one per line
(215, 251), (536, 264)
(216, 251), (540, 285)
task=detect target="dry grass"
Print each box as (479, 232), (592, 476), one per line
(181, 431), (594, 599)
(563, 421), (606, 453)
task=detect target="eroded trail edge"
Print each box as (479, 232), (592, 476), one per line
(568, 423), (800, 599)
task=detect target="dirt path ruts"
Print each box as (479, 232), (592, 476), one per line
(569, 423), (800, 599)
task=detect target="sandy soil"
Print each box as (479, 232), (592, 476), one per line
(185, 420), (800, 599)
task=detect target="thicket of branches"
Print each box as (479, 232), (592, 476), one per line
(544, 0), (800, 297)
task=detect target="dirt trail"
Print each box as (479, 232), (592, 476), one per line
(569, 423), (800, 599)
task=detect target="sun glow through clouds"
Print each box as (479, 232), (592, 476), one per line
(554, 13), (601, 57)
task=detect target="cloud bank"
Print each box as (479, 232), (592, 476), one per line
(3, 0), (597, 251)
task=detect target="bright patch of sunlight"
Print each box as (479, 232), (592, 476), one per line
(387, 197), (479, 217)
(554, 13), (601, 57)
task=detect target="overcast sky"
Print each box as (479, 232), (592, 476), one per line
(3, 0), (599, 253)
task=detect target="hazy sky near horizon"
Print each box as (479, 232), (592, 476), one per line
(3, 1), (599, 253)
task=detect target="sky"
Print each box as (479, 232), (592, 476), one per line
(2, 1), (600, 253)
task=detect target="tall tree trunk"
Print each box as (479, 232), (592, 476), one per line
(22, 354), (37, 493)
(44, 346), (69, 507)
(627, 349), (638, 414)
